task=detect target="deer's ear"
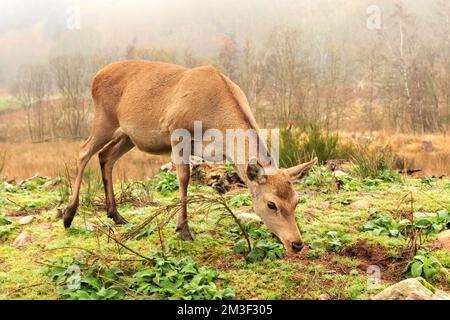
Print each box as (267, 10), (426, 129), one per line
(285, 157), (318, 180)
(247, 159), (266, 183)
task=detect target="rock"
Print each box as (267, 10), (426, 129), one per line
(433, 290), (450, 300)
(160, 162), (175, 172)
(350, 200), (372, 210)
(236, 212), (261, 224)
(319, 293), (330, 300)
(37, 223), (52, 230)
(13, 231), (35, 247)
(413, 212), (437, 219)
(333, 170), (348, 178)
(372, 278), (450, 300)
(437, 230), (450, 250)
(19, 215), (35, 225)
(311, 201), (331, 209)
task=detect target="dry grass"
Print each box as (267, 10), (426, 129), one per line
(1, 130), (449, 181)
(0, 141), (169, 181)
(340, 131), (450, 177)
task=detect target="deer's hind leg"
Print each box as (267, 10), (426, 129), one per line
(175, 163), (194, 241)
(63, 130), (115, 228)
(98, 133), (134, 225)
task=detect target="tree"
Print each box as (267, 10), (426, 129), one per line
(217, 35), (239, 80)
(50, 54), (94, 138)
(13, 64), (52, 142)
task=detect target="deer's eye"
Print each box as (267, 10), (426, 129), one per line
(267, 201), (277, 210)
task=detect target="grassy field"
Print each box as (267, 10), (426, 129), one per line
(0, 96), (20, 112)
(0, 165), (449, 300)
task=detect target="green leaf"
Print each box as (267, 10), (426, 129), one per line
(0, 216), (11, 226)
(422, 265), (437, 279)
(410, 261), (423, 277)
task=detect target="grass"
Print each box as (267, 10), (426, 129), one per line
(0, 168), (449, 299)
(0, 96), (20, 112)
(0, 141), (169, 181)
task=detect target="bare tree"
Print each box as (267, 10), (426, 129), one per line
(13, 64), (52, 142)
(50, 54), (94, 138)
(263, 26), (313, 123)
(217, 35), (239, 81)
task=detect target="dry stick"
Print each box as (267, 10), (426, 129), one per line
(99, 262), (153, 299)
(216, 198), (252, 253)
(93, 225), (156, 264)
(8, 282), (47, 296)
(6, 197), (28, 212)
(407, 191), (420, 259)
(121, 193), (252, 253)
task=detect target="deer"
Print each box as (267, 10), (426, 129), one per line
(63, 60), (317, 254)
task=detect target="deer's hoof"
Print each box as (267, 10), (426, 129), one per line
(177, 226), (194, 241)
(109, 212), (129, 225)
(63, 206), (77, 228)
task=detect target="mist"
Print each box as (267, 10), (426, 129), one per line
(0, 0), (442, 86)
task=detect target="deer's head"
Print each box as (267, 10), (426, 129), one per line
(245, 158), (317, 254)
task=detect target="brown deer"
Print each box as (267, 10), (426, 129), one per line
(63, 60), (317, 254)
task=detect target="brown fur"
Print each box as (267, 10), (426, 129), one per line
(63, 60), (316, 254)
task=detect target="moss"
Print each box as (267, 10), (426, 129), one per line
(0, 176), (449, 299)
(418, 277), (437, 293)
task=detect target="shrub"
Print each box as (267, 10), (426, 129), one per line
(406, 252), (444, 279)
(155, 171), (179, 195)
(350, 144), (398, 180)
(229, 223), (284, 262)
(304, 166), (334, 188)
(324, 230), (352, 252)
(279, 124), (355, 167)
(361, 214), (410, 238)
(362, 210), (449, 238)
(227, 193), (252, 207)
(81, 169), (102, 207)
(0, 216), (14, 240)
(46, 253), (235, 300)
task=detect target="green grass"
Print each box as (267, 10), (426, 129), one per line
(0, 171), (449, 299)
(0, 96), (20, 112)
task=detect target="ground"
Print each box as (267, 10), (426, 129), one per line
(0, 168), (449, 300)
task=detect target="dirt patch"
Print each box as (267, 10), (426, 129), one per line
(343, 240), (389, 264)
(343, 240), (404, 281)
(5, 207), (49, 217)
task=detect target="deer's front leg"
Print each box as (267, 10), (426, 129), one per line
(175, 163), (194, 240)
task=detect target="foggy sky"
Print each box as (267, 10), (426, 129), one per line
(0, 0), (440, 85)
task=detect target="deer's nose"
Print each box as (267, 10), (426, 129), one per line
(291, 241), (304, 252)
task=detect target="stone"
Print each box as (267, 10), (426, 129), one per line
(372, 278), (450, 300)
(311, 201), (331, 209)
(350, 200), (372, 210)
(433, 290), (450, 300)
(160, 162), (175, 172)
(13, 231), (35, 247)
(437, 230), (450, 250)
(333, 170), (349, 178)
(19, 215), (35, 225)
(319, 293), (330, 300)
(413, 212), (437, 219)
(236, 212), (261, 224)
(37, 223), (52, 230)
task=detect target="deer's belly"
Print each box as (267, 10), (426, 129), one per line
(122, 126), (171, 154)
